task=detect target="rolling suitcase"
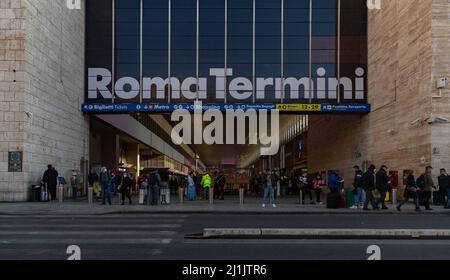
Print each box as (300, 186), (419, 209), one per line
(340, 193), (347, 208)
(327, 192), (341, 209)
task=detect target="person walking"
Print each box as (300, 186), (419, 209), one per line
(147, 169), (161, 206)
(312, 174), (325, 204)
(299, 172), (314, 204)
(187, 171), (197, 201)
(397, 170), (420, 211)
(99, 167), (112, 205)
(42, 164), (59, 201)
(214, 171), (226, 200)
(262, 169), (276, 208)
(438, 169), (450, 208)
(201, 171), (212, 201)
(88, 171), (98, 189)
(114, 172), (123, 197)
(363, 164), (378, 211)
(350, 165), (364, 209)
(375, 165), (390, 210)
(120, 173), (133, 205)
(422, 166), (438, 210)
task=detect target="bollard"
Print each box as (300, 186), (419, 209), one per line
(88, 187), (93, 204)
(391, 189), (398, 205)
(57, 186), (64, 203)
(299, 190), (303, 205)
(179, 187), (184, 204)
(209, 188), (214, 205)
(239, 187), (244, 205)
(139, 189), (145, 204)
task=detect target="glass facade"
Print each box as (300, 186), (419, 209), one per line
(86, 0), (367, 104)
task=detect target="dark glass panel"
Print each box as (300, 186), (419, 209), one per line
(115, 0), (140, 103)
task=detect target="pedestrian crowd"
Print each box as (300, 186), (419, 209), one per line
(40, 163), (450, 211)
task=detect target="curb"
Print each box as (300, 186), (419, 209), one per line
(1, 209), (450, 216)
(203, 228), (450, 239)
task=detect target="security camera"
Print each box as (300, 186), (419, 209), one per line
(25, 111), (33, 118)
(427, 116), (449, 124)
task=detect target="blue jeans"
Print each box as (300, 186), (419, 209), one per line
(262, 185), (275, 205)
(354, 188), (364, 205)
(445, 189), (450, 208)
(101, 184), (111, 205)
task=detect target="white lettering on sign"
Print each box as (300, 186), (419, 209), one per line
(87, 67), (366, 102)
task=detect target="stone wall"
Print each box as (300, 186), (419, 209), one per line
(0, 0), (88, 201)
(308, 0), (435, 184)
(22, 0), (89, 200)
(430, 0), (450, 171)
(0, 0), (26, 201)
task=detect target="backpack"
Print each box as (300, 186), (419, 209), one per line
(416, 174), (425, 189)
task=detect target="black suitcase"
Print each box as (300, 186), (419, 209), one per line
(327, 192), (341, 209)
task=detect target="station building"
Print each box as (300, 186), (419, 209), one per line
(0, 0), (449, 201)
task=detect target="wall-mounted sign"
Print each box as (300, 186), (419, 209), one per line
(81, 103), (371, 113)
(8, 151), (23, 172)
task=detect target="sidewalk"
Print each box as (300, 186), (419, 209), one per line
(0, 195), (449, 216)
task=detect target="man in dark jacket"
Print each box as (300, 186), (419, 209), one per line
(350, 165), (364, 209)
(363, 164), (378, 210)
(99, 167), (112, 205)
(438, 169), (450, 207)
(397, 170), (420, 211)
(120, 173), (133, 205)
(42, 165), (58, 201)
(214, 171), (226, 200)
(147, 169), (161, 206)
(376, 165), (390, 210)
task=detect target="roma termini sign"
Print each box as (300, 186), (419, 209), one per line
(83, 67), (370, 113)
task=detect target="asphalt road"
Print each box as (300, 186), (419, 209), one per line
(1, 213), (450, 260)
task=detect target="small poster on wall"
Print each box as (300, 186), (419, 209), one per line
(8, 151), (23, 172)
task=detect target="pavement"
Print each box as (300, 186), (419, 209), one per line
(1, 213), (450, 260)
(0, 195), (449, 216)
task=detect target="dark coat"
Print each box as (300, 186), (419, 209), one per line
(376, 169), (389, 192)
(353, 170), (364, 189)
(438, 175), (450, 193)
(87, 172), (98, 186)
(122, 176), (132, 191)
(43, 168), (58, 186)
(99, 171), (111, 187)
(363, 170), (375, 191)
(406, 174), (416, 188)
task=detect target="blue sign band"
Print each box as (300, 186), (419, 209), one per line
(81, 103), (371, 113)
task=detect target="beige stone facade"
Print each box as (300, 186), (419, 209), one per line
(308, 0), (450, 184)
(0, 0), (88, 201)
